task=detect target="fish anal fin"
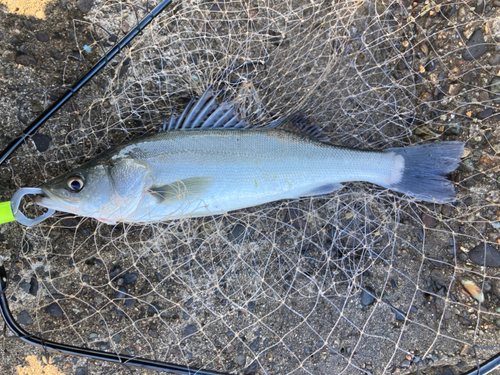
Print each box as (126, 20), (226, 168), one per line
(299, 183), (343, 197)
(148, 176), (214, 203)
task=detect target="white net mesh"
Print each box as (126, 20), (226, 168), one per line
(1, 0), (500, 373)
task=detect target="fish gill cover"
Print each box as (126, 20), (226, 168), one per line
(0, 0), (499, 373)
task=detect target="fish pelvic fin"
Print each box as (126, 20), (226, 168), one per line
(382, 141), (464, 203)
(148, 176), (214, 204)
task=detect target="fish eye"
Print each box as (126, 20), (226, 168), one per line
(67, 175), (85, 192)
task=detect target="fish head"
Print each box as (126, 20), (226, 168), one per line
(36, 163), (114, 220)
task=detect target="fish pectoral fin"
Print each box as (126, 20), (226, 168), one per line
(148, 176), (214, 204)
(299, 183), (344, 197)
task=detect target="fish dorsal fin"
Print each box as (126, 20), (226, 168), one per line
(160, 86), (328, 142)
(267, 111), (329, 142)
(160, 86), (247, 132)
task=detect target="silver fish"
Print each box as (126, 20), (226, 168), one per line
(36, 87), (464, 224)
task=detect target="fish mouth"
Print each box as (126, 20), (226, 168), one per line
(35, 188), (79, 213)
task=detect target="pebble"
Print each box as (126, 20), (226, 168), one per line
(250, 337), (260, 352)
(234, 354), (246, 366)
(184, 297), (193, 307)
(114, 285), (127, 299)
(441, 204), (452, 216)
(421, 212), (437, 228)
(29, 277), (38, 296)
(400, 359), (411, 368)
(109, 264), (122, 279)
(230, 223), (246, 243)
(75, 367), (88, 375)
(77, 0), (94, 13)
(461, 279), (484, 302)
(17, 310), (33, 325)
(184, 324), (198, 337)
(462, 29), (488, 61)
(488, 76), (500, 104)
(468, 242), (500, 267)
(16, 54), (37, 66)
(360, 287), (376, 306)
(244, 361), (258, 375)
(477, 108), (493, 119)
(113, 333), (120, 343)
(496, 319), (500, 328)
(36, 31), (49, 42)
(123, 273), (137, 284)
(247, 301), (256, 311)
(489, 54), (500, 65)
(20, 281), (30, 292)
(45, 303), (63, 317)
(444, 122), (461, 135)
(50, 48), (63, 60)
(32, 133), (51, 152)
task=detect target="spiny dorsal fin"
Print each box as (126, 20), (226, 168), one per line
(160, 86), (328, 142)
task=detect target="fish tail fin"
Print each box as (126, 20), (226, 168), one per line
(382, 141), (464, 203)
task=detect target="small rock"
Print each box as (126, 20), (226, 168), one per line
(444, 122), (461, 135)
(77, 0), (94, 13)
(489, 54), (500, 65)
(250, 337), (260, 352)
(230, 223), (246, 243)
(425, 60), (436, 72)
(477, 108), (493, 119)
(488, 76), (500, 104)
(114, 286), (127, 299)
(468, 242), (500, 267)
(29, 277), (38, 296)
(109, 264), (122, 279)
(75, 367), (88, 375)
(113, 333), (121, 343)
(124, 298), (135, 307)
(32, 133), (51, 152)
(234, 353), (246, 366)
(45, 303), (63, 318)
(421, 212), (437, 228)
(478, 154), (500, 168)
(244, 361), (258, 375)
(16, 54), (37, 66)
(20, 281), (31, 293)
(462, 29), (488, 61)
(17, 310), (33, 325)
(36, 31), (49, 42)
(247, 301), (256, 311)
(50, 48), (63, 60)
(400, 359), (411, 368)
(184, 324), (198, 337)
(123, 273), (137, 284)
(448, 83), (462, 96)
(441, 205), (452, 216)
(461, 279), (484, 302)
(360, 287), (376, 306)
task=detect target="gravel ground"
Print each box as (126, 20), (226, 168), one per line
(1, 0), (500, 375)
